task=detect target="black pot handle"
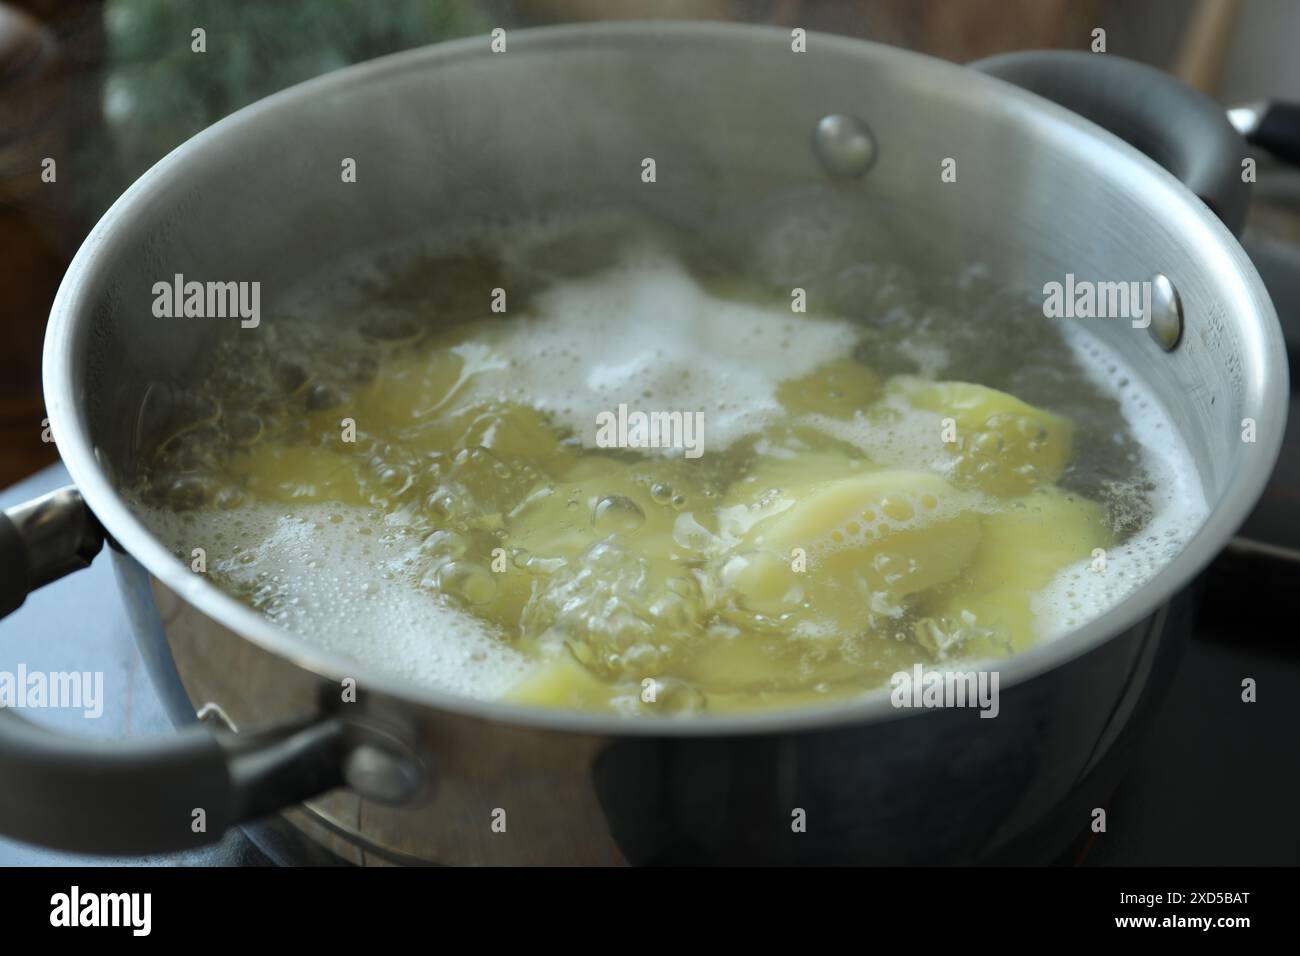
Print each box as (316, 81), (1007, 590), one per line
(0, 486), (346, 854)
(1230, 101), (1300, 168)
(971, 50), (1250, 236)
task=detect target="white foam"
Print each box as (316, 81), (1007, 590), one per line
(459, 240), (862, 452)
(141, 503), (530, 697)
(1030, 325), (1209, 638)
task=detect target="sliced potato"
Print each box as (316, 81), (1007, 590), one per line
(896, 377), (1073, 496)
(725, 469), (982, 635)
(724, 445), (869, 510)
(226, 444), (368, 505)
(504, 653), (624, 710)
(964, 485), (1109, 594)
(918, 485), (1110, 658)
(346, 336), (470, 435)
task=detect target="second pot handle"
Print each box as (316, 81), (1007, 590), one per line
(970, 50), (1250, 237)
(0, 486), (347, 854)
(1229, 101), (1300, 168)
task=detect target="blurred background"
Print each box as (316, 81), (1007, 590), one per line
(2, 0), (1298, 487)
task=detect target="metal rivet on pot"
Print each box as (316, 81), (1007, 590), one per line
(344, 742), (423, 805)
(813, 114), (876, 178)
(1148, 274), (1183, 351)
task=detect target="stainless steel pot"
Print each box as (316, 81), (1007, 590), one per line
(0, 22), (1288, 864)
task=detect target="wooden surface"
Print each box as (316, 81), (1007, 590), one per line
(0, 0), (103, 487)
(1, 3), (63, 487)
(517, 0), (1107, 61)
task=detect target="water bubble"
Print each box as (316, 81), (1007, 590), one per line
(435, 561), (497, 606)
(166, 475), (213, 510)
(347, 356), (378, 384)
(214, 486), (245, 510)
(880, 496), (914, 522)
(421, 529), (468, 559)
(360, 308), (419, 342)
(225, 411), (264, 447)
(305, 383), (347, 411)
(272, 359), (309, 394)
(592, 495), (646, 534)
(671, 512), (715, 551)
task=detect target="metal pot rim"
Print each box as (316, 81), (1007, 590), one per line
(42, 20), (1288, 738)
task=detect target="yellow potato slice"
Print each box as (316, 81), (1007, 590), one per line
(725, 469), (982, 633)
(335, 322), (488, 437)
(225, 444), (368, 505)
(504, 653), (621, 710)
(965, 485), (1109, 594)
(896, 377), (1073, 496)
(915, 586), (1036, 659)
(918, 485), (1110, 658)
(349, 345), (466, 433)
(724, 442), (870, 513)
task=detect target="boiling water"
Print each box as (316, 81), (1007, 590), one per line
(133, 213), (1208, 714)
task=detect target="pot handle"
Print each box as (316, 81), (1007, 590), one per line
(0, 486), (346, 854)
(970, 50), (1250, 236)
(1229, 101), (1300, 168)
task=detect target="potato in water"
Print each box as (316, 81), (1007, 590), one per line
(137, 233), (1197, 717)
